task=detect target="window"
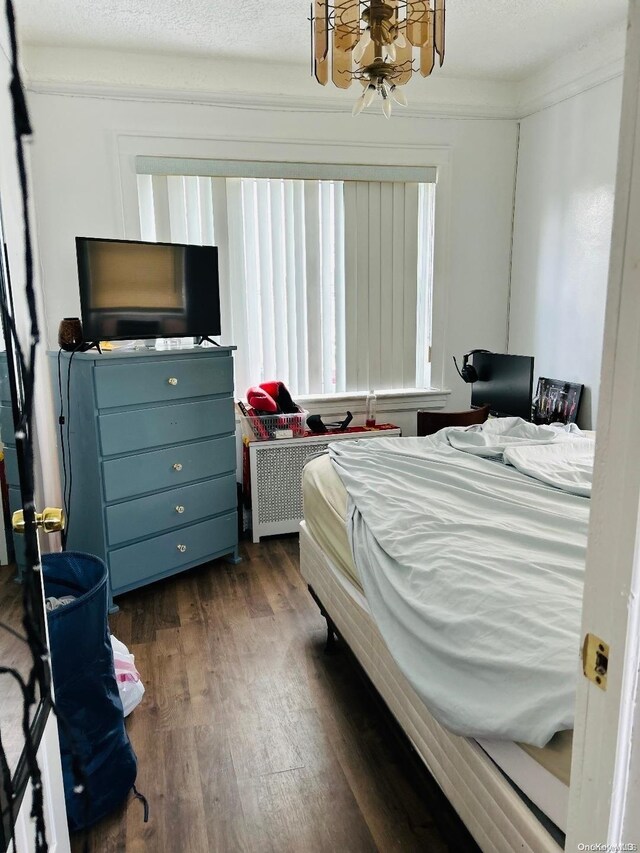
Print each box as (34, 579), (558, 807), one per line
(137, 167), (435, 397)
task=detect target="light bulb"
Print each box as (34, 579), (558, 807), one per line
(390, 85), (408, 106)
(353, 28), (371, 63)
(385, 43), (397, 62)
(395, 31), (407, 48)
(352, 91), (367, 116)
(380, 84), (392, 118)
(363, 83), (376, 108)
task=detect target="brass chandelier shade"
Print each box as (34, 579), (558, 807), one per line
(311, 0), (445, 117)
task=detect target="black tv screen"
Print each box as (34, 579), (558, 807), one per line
(471, 353), (534, 420)
(76, 237), (221, 341)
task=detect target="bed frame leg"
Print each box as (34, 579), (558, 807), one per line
(307, 585), (340, 655)
(324, 618), (339, 656)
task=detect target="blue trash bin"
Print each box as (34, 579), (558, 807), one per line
(42, 551), (138, 831)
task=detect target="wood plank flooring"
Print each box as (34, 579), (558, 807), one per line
(0, 561), (33, 776)
(72, 536), (459, 853)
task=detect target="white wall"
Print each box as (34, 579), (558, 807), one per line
(26, 89), (518, 424)
(508, 77), (624, 428)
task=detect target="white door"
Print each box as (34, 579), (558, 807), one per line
(566, 0), (640, 844)
(0, 8), (69, 853)
(12, 720), (70, 853)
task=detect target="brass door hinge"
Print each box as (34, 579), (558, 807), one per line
(582, 633), (609, 690)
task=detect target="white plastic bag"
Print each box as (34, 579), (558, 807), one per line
(110, 635), (145, 717)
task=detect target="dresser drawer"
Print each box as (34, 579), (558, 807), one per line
(105, 474), (237, 546)
(98, 397), (235, 456)
(3, 444), (19, 487)
(102, 434), (236, 502)
(0, 356), (11, 404)
(109, 512), (237, 592)
(0, 403), (14, 444)
(94, 356), (233, 409)
(8, 486), (21, 514)
(8, 487), (26, 568)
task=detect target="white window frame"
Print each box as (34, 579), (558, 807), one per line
(115, 133), (453, 399)
(137, 170), (436, 396)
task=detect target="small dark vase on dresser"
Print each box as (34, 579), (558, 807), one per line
(57, 317), (84, 351)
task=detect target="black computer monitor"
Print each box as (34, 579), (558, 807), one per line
(471, 353), (534, 420)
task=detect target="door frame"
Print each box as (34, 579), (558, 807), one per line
(0, 6), (69, 851)
(566, 0), (640, 844)
(0, 223), (55, 853)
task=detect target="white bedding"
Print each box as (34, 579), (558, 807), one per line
(446, 418), (595, 497)
(300, 523), (565, 851)
(328, 420), (591, 747)
(504, 439), (595, 497)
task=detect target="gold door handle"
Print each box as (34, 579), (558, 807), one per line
(168, 377), (178, 386)
(12, 507), (66, 534)
(177, 544), (187, 553)
(173, 463), (183, 472)
(176, 505), (185, 514)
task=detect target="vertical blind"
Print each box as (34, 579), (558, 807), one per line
(137, 172), (434, 397)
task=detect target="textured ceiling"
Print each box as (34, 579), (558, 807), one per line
(16, 0), (629, 81)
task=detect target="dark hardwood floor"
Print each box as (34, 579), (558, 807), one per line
(0, 560), (33, 776)
(73, 536), (454, 853)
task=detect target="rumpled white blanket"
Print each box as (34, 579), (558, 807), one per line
(328, 419), (592, 746)
(445, 417), (596, 497)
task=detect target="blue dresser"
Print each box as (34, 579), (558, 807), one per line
(0, 352), (26, 575)
(48, 346), (239, 607)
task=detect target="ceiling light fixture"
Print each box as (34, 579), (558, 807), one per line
(310, 0), (445, 118)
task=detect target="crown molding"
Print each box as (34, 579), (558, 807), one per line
(25, 61), (625, 123)
(21, 43), (518, 120)
(517, 55), (624, 118)
(25, 79), (518, 121)
(516, 23), (626, 118)
(22, 22), (627, 124)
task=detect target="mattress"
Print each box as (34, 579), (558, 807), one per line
(299, 522), (565, 850)
(302, 453), (572, 807)
(303, 453), (357, 587)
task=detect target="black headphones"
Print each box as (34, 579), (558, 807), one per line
(453, 349), (490, 383)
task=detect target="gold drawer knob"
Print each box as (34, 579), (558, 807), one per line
(173, 463), (183, 472)
(177, 544), (187, 553)
(168, 377), (178, 386)
(176, 505), (185, 514)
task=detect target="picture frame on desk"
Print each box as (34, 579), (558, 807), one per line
(532, 377), (583, 425)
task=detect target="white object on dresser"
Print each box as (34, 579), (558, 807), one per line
(248, 427), (401, 543)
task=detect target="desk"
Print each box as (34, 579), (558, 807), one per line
(416, 406), (489, 436)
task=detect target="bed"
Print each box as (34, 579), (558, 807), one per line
(299, 425), (593, 853)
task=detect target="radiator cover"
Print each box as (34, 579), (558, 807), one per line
(248, 428), (401, 542)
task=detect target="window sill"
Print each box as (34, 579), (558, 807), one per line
(287, 388), (450, 416)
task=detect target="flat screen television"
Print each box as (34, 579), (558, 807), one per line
(76, 237), (221, 341)
(470, 352), (534, 420)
